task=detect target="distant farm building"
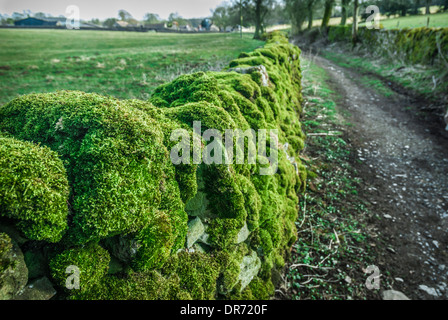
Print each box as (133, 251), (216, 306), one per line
(14, 17), (66, 27)
(13, 16), (101, 29)
(114, 20), (129, 28)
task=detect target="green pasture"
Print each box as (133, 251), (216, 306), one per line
(0, 29), (263, 104)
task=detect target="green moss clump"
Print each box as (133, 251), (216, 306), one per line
(0, 136), (69, 243)
(162, 251), (220, 300)
(131, 211), (177, 271)
(49, 244), (110, 294)
(70, 270), (192, 300)
(0, 31), (306, 300)
(0, 91), (186, 245)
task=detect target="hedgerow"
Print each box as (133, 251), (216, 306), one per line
(327, 26), (448, 67)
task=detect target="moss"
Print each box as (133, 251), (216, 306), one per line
(0, 136), (69, 243)
(214, 245), (249, 296)
(0, 31), (306, 300)
(0, 233), (14, 276)
(162, 251), (220, 300)
(328, 26), (448, 66)
(247, 276), (274, 300)
(0, 91), (180, 245)
(71, 270), (192, 300)
(49, 243), (110, 294)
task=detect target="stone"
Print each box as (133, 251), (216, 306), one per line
(227, 65), (270, 87)
(235, 223), (250, 244)
(382, 290), (410, 300)
(186, 217), (205, 248)
(102, 234), (141, 263)
(0, 233), (28, 300)
(185, 191), (211, 218)
(419, 285), (440, 297)
(23, 248), (47, 280)
(13, 277), (56, 300)
(0, 221), (28, 245)
(238, 250), (261, 291)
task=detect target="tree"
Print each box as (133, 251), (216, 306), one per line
(144, 13), (161, 24)
(352, 0), (359, 43)
(211, 5), (231, 30)
(321, 0), (335, 29)
(103, 18), (117, 28)
(118, 9), (133, 21)
(34, 12), (47, 19)
(285, 0), (308, 34)
(425, 0), (431, 14)
(306, 0), (319, 30)
(250, 0), (275, 39)
(340, 0), (352, 25)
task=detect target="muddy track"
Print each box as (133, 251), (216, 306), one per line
(303, 53), (448, 300)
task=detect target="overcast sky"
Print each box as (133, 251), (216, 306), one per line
(0, 0), (229, 20)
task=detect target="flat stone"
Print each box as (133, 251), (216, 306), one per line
(227, 65), (270, 87)
(13, 277), (56, 300)
(382, 290), (410, 300)
(235, 223), (250, 244)
(186, 217), (205, 248)
(419, 285), (440, 297)
(0, 233), (28, 300)
(238, 250), (261, 291)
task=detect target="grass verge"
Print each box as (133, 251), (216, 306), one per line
(281, 56), (389, 300)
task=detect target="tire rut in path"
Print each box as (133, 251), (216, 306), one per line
(309, 54), (448, 300)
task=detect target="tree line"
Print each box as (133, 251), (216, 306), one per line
(212, 0), (448, 39)
(2, 0), (447, 37)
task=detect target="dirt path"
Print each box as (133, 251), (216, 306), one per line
(306, 53), (448, 300)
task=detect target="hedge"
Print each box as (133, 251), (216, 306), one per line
(327, 25), (448, 67)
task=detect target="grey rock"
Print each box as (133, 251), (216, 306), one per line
(227, 65), (270, 87)
(419, 284), (440, 297)
(13, 277), (56, 300)
(102, 234), (141, 263)
(235, 223), (250, 244)
(186, 217), (205, 248)
(185, 191), (211, 218)
(0, 222), (27, 245)
(238, 250), (261, 291)
(382, 290), (410, 300)
(0, 233), (28, 300)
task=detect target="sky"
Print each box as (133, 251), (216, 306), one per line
(0, 0), (230, 20)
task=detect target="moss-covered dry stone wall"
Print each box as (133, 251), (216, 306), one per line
(0, 31), (306, 300)
(327, 26), (448, 67)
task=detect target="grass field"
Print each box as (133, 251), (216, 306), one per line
(0, 29), (264, 105)
(360, 11), (448, 29)
(300, 7), (448, 30)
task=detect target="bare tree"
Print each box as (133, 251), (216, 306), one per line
(425, 0), (431, 15)
(340, 0), (352, 26)
(352, 0), (359, 43)
(252, 0), (274, 39)
(321, 0), (335, 29)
